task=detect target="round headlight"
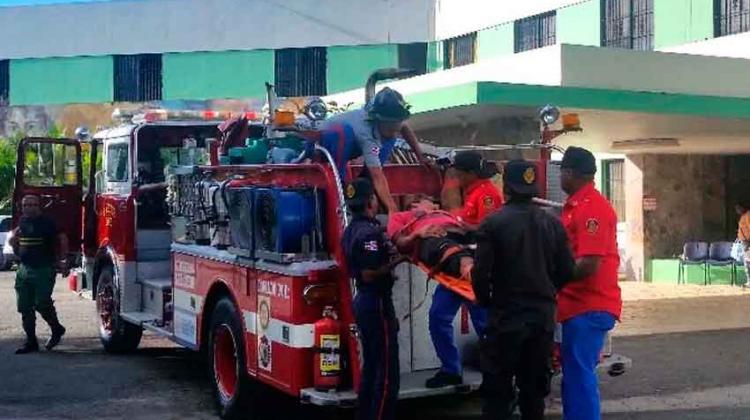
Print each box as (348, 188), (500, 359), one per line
(75, 126), (90, 140)
(539, 105), (560, 126)
(305, 98), (328, 121)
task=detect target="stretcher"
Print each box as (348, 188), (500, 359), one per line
(414, 262), (476, 303)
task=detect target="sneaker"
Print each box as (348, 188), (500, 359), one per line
(45, 325), (66, 350)
(15, 341), (39, 355)
(425, 371), (463, 388)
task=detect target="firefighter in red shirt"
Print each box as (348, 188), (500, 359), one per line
(558, 147), (622, 420)
(425, 151), (503, 388)
(451, 151), (504, 227)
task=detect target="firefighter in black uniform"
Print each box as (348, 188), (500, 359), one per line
(341, 178), (406, 420)
(471, 160), (575, 420)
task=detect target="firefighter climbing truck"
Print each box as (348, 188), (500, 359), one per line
(11, 74), (628, 419)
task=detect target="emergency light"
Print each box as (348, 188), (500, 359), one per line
(126, 109), (259, 124)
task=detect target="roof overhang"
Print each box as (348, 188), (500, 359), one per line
(325, 44), (750, 154)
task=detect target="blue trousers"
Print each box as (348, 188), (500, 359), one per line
(561, 311), (616, 420)
(429, 284), (487, 375)
(354, 292), (400, 420)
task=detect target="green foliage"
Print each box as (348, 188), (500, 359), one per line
(0, 123), (70, 214)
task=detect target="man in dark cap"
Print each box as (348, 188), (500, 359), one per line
(341, 178), (406, 420)
(418, 150), (503, 388)
(558, 146), (621, 420)
(472, 160), (574, 420)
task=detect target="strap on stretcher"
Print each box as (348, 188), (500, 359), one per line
(418, 244), (477, 303)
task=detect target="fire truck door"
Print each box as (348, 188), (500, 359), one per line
(13, 137), (83, 257)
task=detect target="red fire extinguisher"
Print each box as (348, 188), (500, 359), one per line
(313, 306), (342, 391)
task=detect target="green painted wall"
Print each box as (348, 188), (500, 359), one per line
(163, 50), (274, 100)
(427, 41), (444, 72)
(478, 22), (514, 60)
(10, 56), (113, 105)
(326, 45), (398, 93)
(654, 0), (714, 49)
(650, 259), (742, 284)
(558, 0), (601, 46)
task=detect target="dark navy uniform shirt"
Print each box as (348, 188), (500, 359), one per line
(341, 215), (394, 296)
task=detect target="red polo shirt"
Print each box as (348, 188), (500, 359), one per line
(558, 183), (622, 322)
(453, 178), (504, 225)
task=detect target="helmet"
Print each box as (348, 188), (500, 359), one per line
(366, 87), (411, 122)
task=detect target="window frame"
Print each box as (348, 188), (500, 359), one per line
(398, 43), (428, 75)
(104, 139), (131, 193)
(715, 0), (750, 37)
(274, 47), (327, 97)
(0, 59), (8, 104)
(600, 0), (654, 51)
(443, 33), (477, 69)
(113, 54), (163, 102)
(514, 11), (557, 53)
(602, 159), (626, 222)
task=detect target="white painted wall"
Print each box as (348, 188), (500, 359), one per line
(659, 32), (750, 59)
(561, 44), (750, 98)
(325, 45), (564, 105)
(433, 0), (584, 39)
(0, 0), (436, 59)
(328, 44), (750, 107)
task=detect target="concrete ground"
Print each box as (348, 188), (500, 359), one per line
(2, 274), (750, 419)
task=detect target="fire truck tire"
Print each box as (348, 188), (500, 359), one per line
(208, 297), (255, 420)
(96, 266), (143, 353)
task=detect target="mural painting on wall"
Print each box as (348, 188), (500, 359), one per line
(0, 96), (351, 139)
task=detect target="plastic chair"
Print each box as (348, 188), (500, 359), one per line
(706, 242), (736, 285)
(678, 242), (708, 284)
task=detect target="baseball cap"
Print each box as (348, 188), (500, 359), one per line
(561, 146), (597, 175)
(503, 160), (539, 196)
(344, 177), (375, 207)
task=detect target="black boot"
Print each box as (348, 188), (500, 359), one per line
(425, 370), (463, 388)
(40, 306), (66, 350)
(16, 312), (39, 355)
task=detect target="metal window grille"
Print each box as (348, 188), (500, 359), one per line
(443, 33), (477, 69)
(0, 60), (8, 104)
(604, 159), (626, 222)
(715, 0), (750, 37)
(514, 11), (557, 53)
(398, 43), (428, 75)
(114, 54), (162, 102)
(274, 47), (327, 97)
(601, 0), (654, 50)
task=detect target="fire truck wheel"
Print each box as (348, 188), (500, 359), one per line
(96, 265), (143, 353)
(208, 297), (255, 419)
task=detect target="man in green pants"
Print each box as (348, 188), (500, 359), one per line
(11, 195), (68, 354)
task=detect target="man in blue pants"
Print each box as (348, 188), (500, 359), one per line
(558, 147), (622, 420)
(422, 152), (503, 389)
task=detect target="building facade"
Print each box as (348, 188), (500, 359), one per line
(2, 0), (750, 283)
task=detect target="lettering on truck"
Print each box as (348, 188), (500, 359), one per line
(258, 280), (290, 300)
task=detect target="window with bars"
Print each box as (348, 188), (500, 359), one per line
(399, 43), (428, 75)
(603, 159), (626, 222)
(114, 54), (162, 102)
(274, 47), (327, 97)
(601, 0), (654, 50)
(0, 60), (8, 104)
(443, 33), (477, 69)
(715, 0), (750, 37)
(514, 11), (557, 53)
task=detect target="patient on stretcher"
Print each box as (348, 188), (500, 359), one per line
(386, 198), (476, 280)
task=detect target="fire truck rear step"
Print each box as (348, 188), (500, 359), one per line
(300, 368), (482, 406)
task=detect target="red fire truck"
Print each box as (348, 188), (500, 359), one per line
(11, 70), (629, 419)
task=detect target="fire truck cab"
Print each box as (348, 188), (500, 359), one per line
(11, 72), (629, 419)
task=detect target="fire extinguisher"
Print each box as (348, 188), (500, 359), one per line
(313, 306), (342, 391)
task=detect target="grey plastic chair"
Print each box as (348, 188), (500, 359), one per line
(678, 242), (708, 284)
(707, 242), (736, 285)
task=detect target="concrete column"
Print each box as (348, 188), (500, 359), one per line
(624, 155), (645, 281)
